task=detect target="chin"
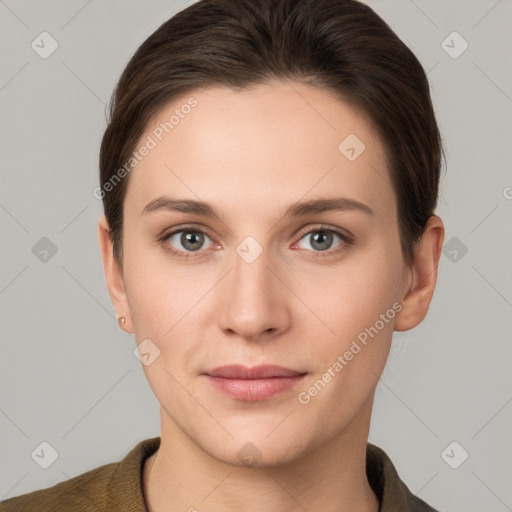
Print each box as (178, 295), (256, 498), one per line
(197, 426), (311, 469)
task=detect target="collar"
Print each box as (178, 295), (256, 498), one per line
(105, 437), (438, 511)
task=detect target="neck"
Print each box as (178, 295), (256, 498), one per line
(143, 399), (379, 512)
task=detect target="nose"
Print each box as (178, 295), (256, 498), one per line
(217, 245), (291, 342)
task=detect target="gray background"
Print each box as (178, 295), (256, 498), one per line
(1, 1), (511, 510)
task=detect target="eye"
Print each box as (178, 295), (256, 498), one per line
(294, 225), (351, 255)
(161, 227), (215, 257)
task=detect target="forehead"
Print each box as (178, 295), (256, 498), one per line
(125, 81), (395, 221)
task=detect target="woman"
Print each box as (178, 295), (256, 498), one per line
(0, 0), (444, 510)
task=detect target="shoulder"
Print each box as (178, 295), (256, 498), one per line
(0, 436), (160, 512)
(0, 462), (118, 512)
(366, 443), (441, 512)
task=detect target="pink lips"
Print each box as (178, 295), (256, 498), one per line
(204, 364), (307, 401)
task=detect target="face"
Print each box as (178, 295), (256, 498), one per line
(108, 81), (413, 466)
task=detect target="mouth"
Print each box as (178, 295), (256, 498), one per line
(203, 364), (307, 401)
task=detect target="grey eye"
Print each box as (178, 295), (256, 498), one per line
(296, 230), (344, 252)
(166, 230), (213, 252)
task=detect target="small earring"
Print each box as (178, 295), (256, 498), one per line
(118, 316), (126, 328)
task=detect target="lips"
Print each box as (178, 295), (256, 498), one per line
(205, 364), (305, 379)
(204, 364), (307, 401)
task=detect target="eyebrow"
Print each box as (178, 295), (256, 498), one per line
(141, 196), (374, 218)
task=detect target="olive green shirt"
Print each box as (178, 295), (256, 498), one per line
(0, 437), (439, 511)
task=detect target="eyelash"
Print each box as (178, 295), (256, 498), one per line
(158, 224), (353, 260)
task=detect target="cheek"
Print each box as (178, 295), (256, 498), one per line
(127, 270), (201, 342)
(304, 250), (401, 332)
(122, 229), (185, 328)
(294, 246), (402, 382)
(292, 259), (400, 421)
(123, 258), (202, 405)
(122, 238), (216, 368)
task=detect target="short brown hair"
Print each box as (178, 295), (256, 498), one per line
(99, 0), (444, 268)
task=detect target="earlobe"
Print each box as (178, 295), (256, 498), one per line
(98, 215), (133, 334)
(394, 215), (445, 332)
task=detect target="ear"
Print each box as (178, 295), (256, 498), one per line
(98, 215), (133, 334)
(394, 215), (445, 331)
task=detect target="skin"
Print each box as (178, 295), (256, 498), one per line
(98, 80), (444, 512)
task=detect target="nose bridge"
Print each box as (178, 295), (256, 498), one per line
(233, 240), (271, 297)
(218, 236), (289, 339)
